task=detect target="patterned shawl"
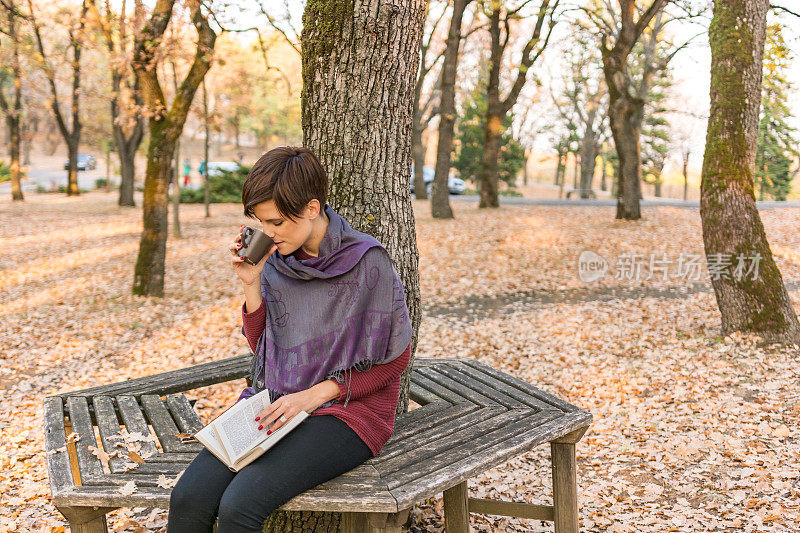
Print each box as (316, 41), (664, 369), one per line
(240, 203), (413, 410)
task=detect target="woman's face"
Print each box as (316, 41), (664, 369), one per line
(252, 199), (318, 255)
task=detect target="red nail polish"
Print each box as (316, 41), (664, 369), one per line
(258, 425), (263, 430)
(267, 430), (272, 435)
(255, 416), (260, 421)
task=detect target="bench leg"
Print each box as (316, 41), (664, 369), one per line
(443, 480), (470, 533)
(56, 506), (115, 533)
(340, 508), (410, 532)
(551, 441), (578, 533)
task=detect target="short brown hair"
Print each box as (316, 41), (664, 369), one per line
(241, 146), (328, 222)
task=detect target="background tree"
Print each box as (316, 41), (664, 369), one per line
(755, 22), (798, 201)
(131, 0), (217, 297)
(411, 0), (447, 201)
(475, 0), (558, 208)
(0, 0), (26, 201)
(583, 0), (667, 218)
(431, 0), (473, 219)
(552, 17), (607, 197)
(453, 65), (525, 192)
(87, 0), (146, 207)
(27, 0), (88, 196)
(700, 0), (800, 343)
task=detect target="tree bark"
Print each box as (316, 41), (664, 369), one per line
(700, 0), (800, 343)
(298, 0), (425, 526)
(432, 0), (471, 218)
(131, 0), (216, 297)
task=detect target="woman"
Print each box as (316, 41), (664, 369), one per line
(167, 146), (414, 533)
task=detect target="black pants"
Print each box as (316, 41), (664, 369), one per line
(167, 414), (373, 533)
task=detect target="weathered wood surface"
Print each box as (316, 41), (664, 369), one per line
(45, 356), (592, 525)
(56, 354), (252, 400)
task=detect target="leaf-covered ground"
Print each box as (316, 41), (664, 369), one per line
(1, 192), (798, 532)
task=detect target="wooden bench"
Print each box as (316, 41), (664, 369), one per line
(45, 356), (592, 532)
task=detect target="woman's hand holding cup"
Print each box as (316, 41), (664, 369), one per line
(230, 225), (277, 287)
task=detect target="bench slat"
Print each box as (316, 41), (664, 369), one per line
(165, 394), (204, 433)
(431, 363), (528, 409)
(379, 408), (528, 479)
(385, 409), (562, 491)
(393, 400), (450, 430)
(92, 397), (129, 473)
(115, 395), (160, 457)
(389, 402), (478, 445)
(53, 485), (399, 513)
(420, 365), (502, 407)
(461, 358), (578, 412)
(408, 382), (442, 405)
(375, 404), (494, 465)
(66, 396), (106, 482)
(61, 355), (251, 400)
(455, 363), (554, 411)
(44, 396), (74, 495)
(410, 372), (465, 404)
(141, 395), (202, 453)
(392, 410), (592, 510)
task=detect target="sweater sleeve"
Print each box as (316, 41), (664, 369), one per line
(328, 341), (412, 405)
(242, 298), (267, 353)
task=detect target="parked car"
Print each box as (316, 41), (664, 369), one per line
(409, 164), (466, 195)
(206, 161), (241, 177)
(186, 161), (242, 190)
(64, 154), (97, 171)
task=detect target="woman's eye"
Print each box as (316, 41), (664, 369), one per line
(274, 222), (283, 226)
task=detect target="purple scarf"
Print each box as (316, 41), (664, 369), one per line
(240, 203), (413, 411)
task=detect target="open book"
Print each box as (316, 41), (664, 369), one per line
(194, 388), (309, 472)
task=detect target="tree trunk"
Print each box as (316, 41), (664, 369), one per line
(8, 114), (22, 201)
(478, 111), (501, 208)
(66, 137), (80, 195)
(579, 136), (597, 196)
(131, 0), (216, 297)
(412, 119), (427, 199)
(522, 150), (529, 186)
(600, 0), (667, 219)
(554, 148), (565, 186)
(299, 0), (425, 525)
(432, 0), (471, 218)
(118, 141), (137, 206)
(682, 149), (689, 201)
(173, 140), (182, 238)
(600, 151), (607, 191)
(700, 0), (800, 343)
(4, 3), (23, 201)
(572, 152), (580, 189)
(202, 79), (210, 218)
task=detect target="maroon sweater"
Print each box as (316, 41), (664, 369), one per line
(240, 245), (412, 457)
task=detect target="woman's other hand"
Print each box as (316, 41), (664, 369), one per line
(230, 224), (278, 287)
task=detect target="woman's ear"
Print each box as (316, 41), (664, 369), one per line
(306, 199), (321, 219)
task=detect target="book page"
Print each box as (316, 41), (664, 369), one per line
(194, 424), (231, 467)
(214, 389), (273, 463)
(231, 410), (309, 471)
